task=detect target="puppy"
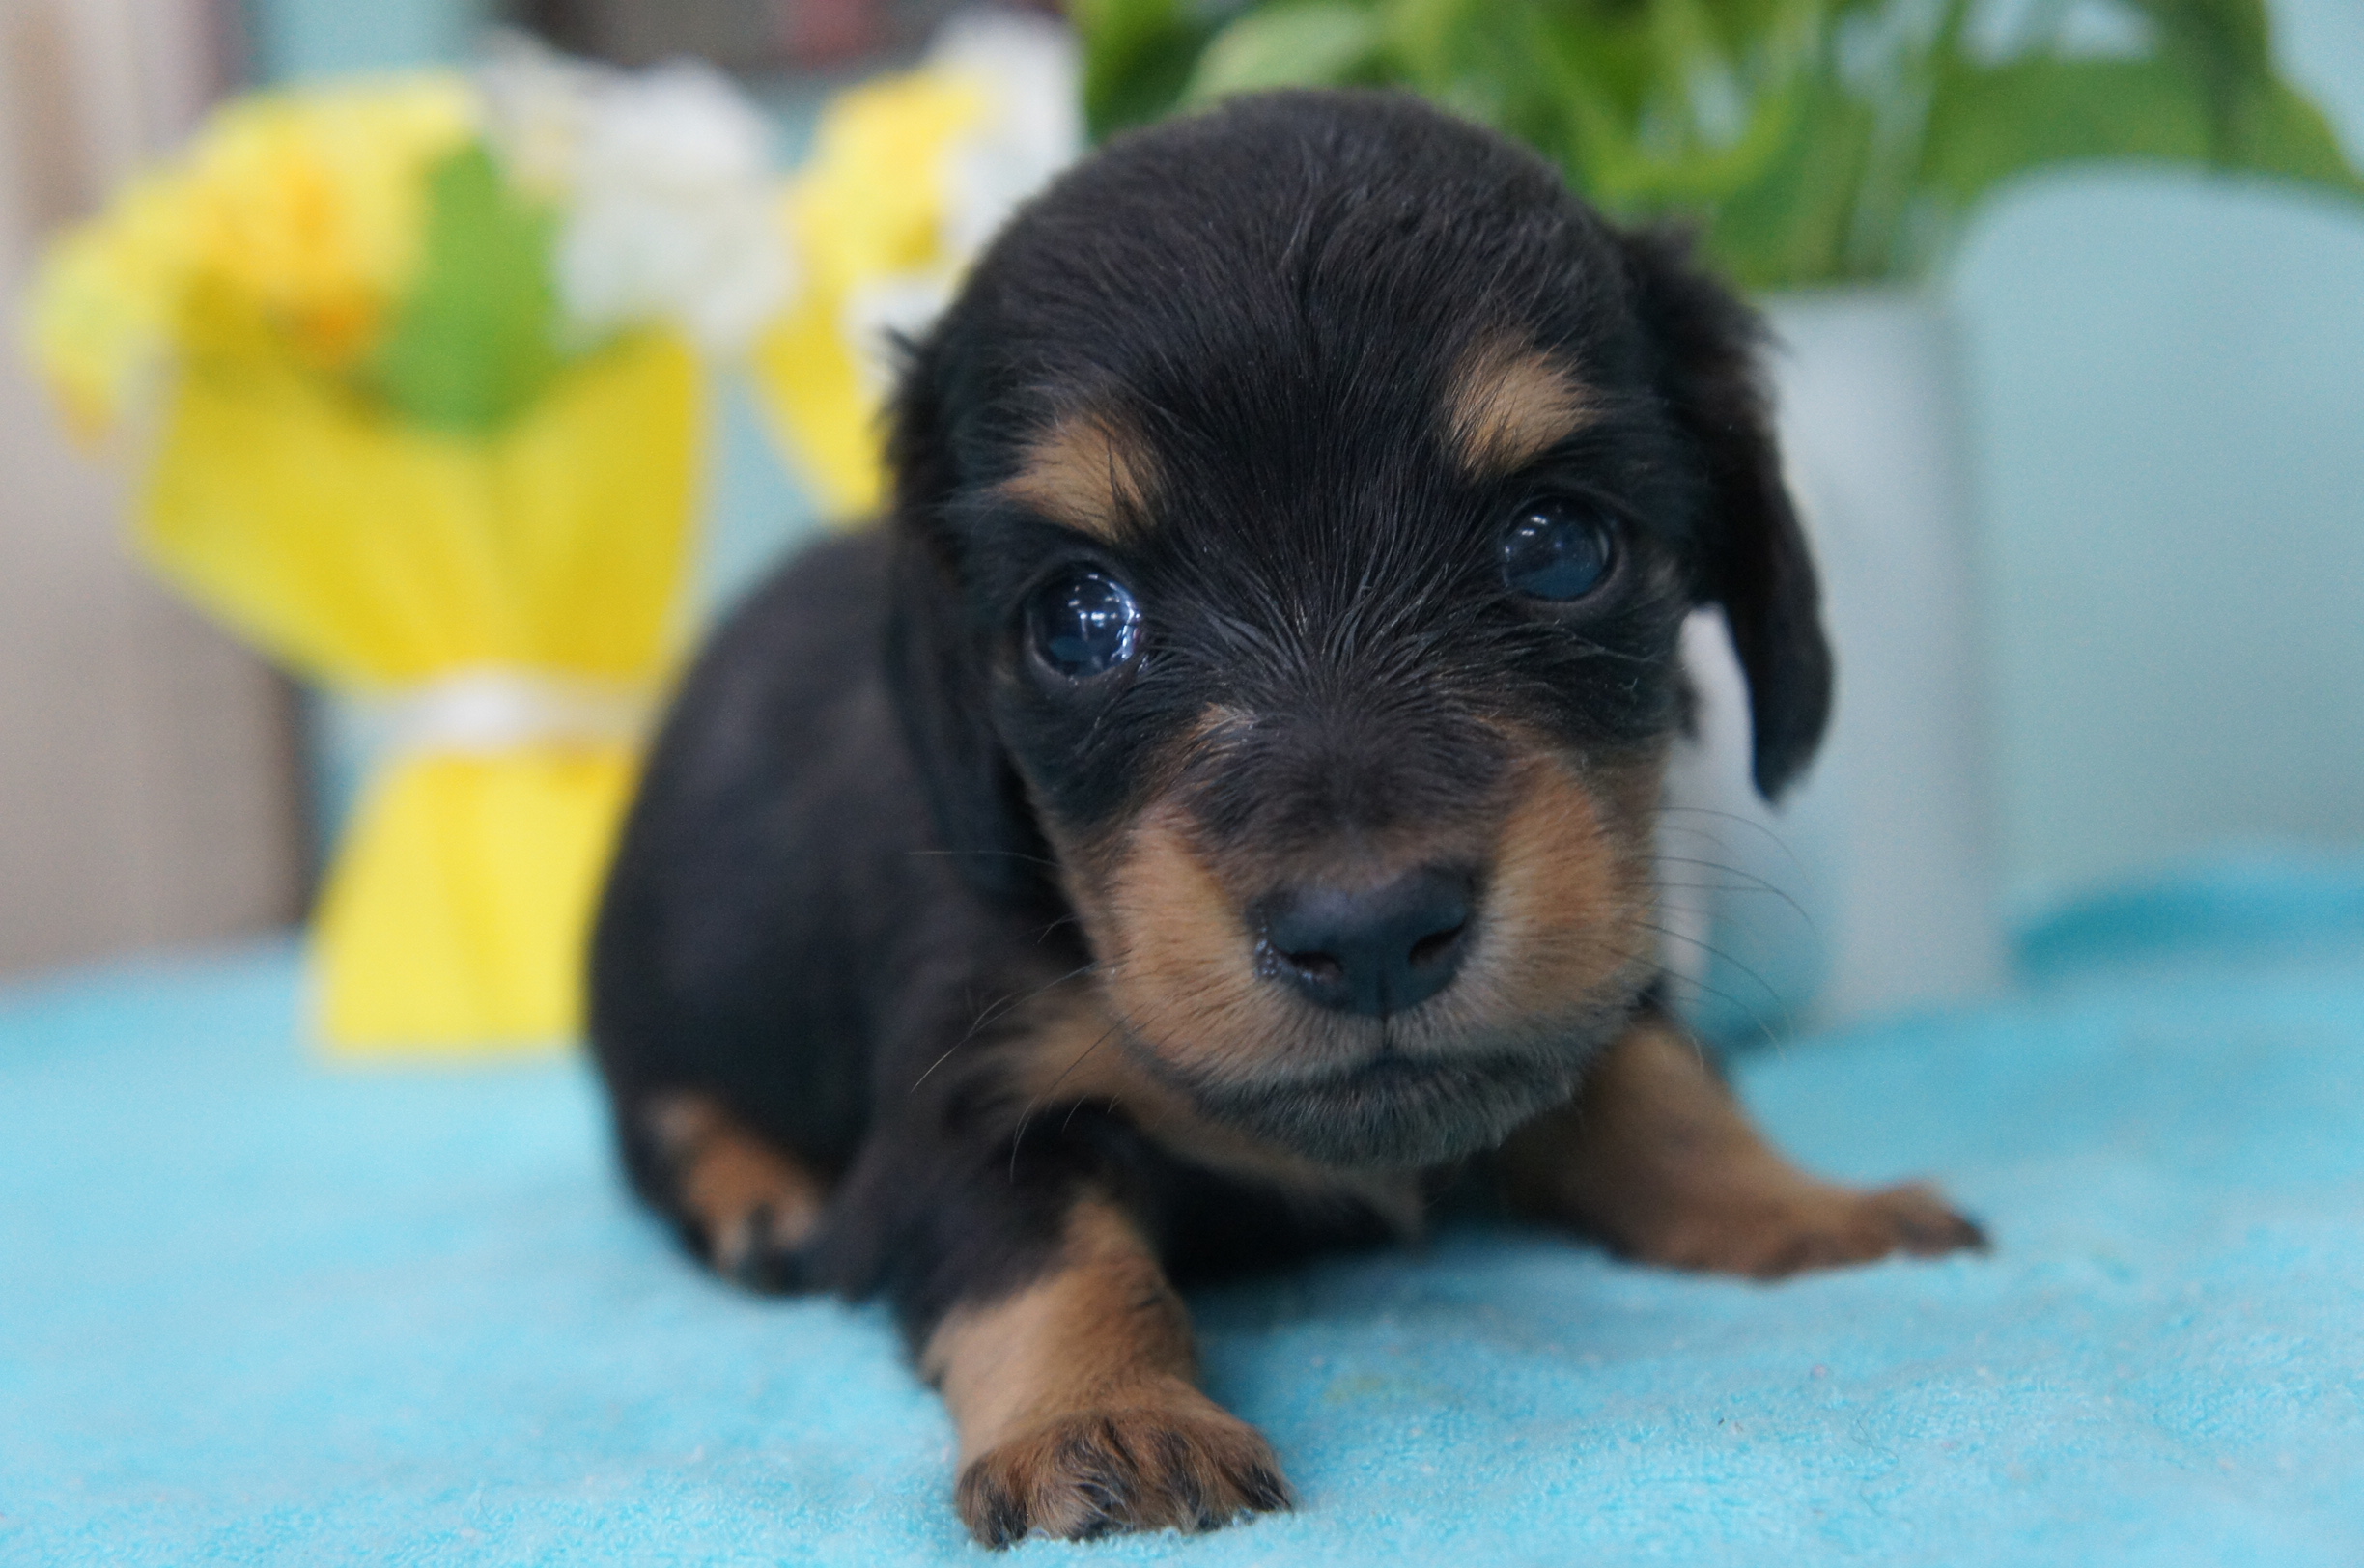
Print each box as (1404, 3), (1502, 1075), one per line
(590, 88), (1984, 1546)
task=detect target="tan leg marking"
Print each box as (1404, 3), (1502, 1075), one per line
(1501, 1021), (1986, 1279)
(647, 1092), (829, 1285)
(924, 1200), (1289, 1546)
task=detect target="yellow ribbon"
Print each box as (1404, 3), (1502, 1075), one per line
(139, 330), (702, 1053)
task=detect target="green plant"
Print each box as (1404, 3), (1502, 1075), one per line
(1071, 0), (2364, 290)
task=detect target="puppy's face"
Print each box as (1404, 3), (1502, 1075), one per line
(888, 92), (1829, 1167)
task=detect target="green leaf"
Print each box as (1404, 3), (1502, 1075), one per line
(1532, 0), (1832, 212)
(1924, 55), (2364, 215)
(1378, 0), (1490, 94)
(1701, 73), (1882, 289)
(1075, 0), (1230, 140)
(2120, 0), (2274, 78)
(2234, 81), (2364, 198)
(1072, 0), (2364, 288)
(371, 143), (563, 433)
(1183, 2), (1385, 104)
(1925, 58), (2208, 207)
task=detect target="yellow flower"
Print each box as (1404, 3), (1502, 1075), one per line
(21, 71), (478, 437)
(752, 72), (984, 515)
(21, 174), (192, 439)
(752, 14), (1080, 518)
(792, 72), (989, 298)
(178, 74), (475, 367)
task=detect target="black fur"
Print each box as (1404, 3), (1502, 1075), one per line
(589, 86), (1831, 1518)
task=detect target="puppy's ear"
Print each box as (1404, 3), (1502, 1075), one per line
(1619, 226), (1833, 800)
(881, 331), (1051, 904)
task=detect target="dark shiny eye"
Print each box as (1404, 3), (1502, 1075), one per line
(1027, 569), (1141, 679)
(1502, 497), (1616, 602)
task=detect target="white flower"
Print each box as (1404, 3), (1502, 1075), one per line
(750, 11), (1085, 511)
(839, 274), (956, 402)
(820, 9), (1083, 390)
(560, 60), (795, 355)
(929, 10), (1084, 261)
(481, 36), (796, 357)
(476, 31), (605, 200)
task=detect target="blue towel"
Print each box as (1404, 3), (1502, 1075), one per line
(5, 859), (2362, 1566)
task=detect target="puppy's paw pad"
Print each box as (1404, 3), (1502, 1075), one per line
(956, 1406), (1289, 1547)
(1646, 1181), (1987, 1280)
(709, 1202), (815, 1294)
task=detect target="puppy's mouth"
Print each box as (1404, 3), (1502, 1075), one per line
(1140, 1033), (1599, 1168)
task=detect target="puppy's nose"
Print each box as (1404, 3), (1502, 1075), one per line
(1257, 866), (1475, 1017)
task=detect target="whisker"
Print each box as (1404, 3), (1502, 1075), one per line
(1650, 855), (1817, 933)
(1002, 964), (1215, 1180)
(1006, 996), (1174, 1182)
(1029, 914), (1084, 945)
(1630, 918), (1797, 1045)
(1573, 930), (1784, 1050)
(1654, 805), (1807, 871)
(910, 961), (1099, 1093)
(1652, 879), (1812, 900)
(1652, 822), (1745, 859)
(906, 848), (1067, 874)
(1649, 966), (1788, 1053)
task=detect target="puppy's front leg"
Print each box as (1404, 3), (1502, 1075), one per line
(924, 1195), (1289, 1546)
(1502, 1015), (1985, 1278)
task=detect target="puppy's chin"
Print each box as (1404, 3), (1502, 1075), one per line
(1152, 1041), (1602, 1169)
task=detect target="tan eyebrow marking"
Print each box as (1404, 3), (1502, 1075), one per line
(1443, 338), (1598, 479)
(1002, 409), (1161, 542)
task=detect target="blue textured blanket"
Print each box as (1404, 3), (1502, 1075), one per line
(5, 858), (2362, 1566)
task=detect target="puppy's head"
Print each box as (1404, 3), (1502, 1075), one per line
(886, 91), (1829, 1167)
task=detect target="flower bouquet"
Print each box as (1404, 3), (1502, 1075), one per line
(26, 53), (794, 1052)
(24, 17), (1082, 1054)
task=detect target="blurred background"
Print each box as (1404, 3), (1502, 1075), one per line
(1, 0), (2358, 1021)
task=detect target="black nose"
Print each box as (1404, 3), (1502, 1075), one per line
(1256, 866), (1475, 1017)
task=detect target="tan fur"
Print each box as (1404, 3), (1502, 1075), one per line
(924, 1200), (1286, 1541)
(647, 1092), (828, 1273)
(1056, 736), (1662, 1099)
(1091, 802), (1289, 1085)
(1499, 1021), (1987, 1278)
(1471, 746), (1662, 1022)
(1002, 409), (1160, 540)
(1444, 339), (1597, 479)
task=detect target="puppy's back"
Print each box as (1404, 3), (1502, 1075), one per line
(589, 530), (923, 1182)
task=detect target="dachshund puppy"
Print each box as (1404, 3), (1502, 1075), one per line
(590, 88), (1983, 1546)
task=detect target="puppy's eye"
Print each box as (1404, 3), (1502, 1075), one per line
(1502, 497), (1616, 602)
(1027, 569), (1141, 679)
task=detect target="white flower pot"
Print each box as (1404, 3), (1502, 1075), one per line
(1660, 289), (2006, 1040)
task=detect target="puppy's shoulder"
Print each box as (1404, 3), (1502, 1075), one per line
(688, 529), (893, 721)
(628, 532), (894, 815)
(599, 528), (927, 996)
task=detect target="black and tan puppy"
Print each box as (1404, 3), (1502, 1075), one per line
(590, 88), (1983, 1546)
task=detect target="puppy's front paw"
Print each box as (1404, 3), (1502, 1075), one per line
(1639, 1180), (1987, 1280)
(955, 1404), (1290, 1547)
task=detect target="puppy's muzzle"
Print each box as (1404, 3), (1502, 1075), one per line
(1252, 864), (1476, 1018)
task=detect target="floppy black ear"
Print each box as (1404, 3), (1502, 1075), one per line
(880, 331), (1053, 904)
(1618, 226), (1833, 800)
